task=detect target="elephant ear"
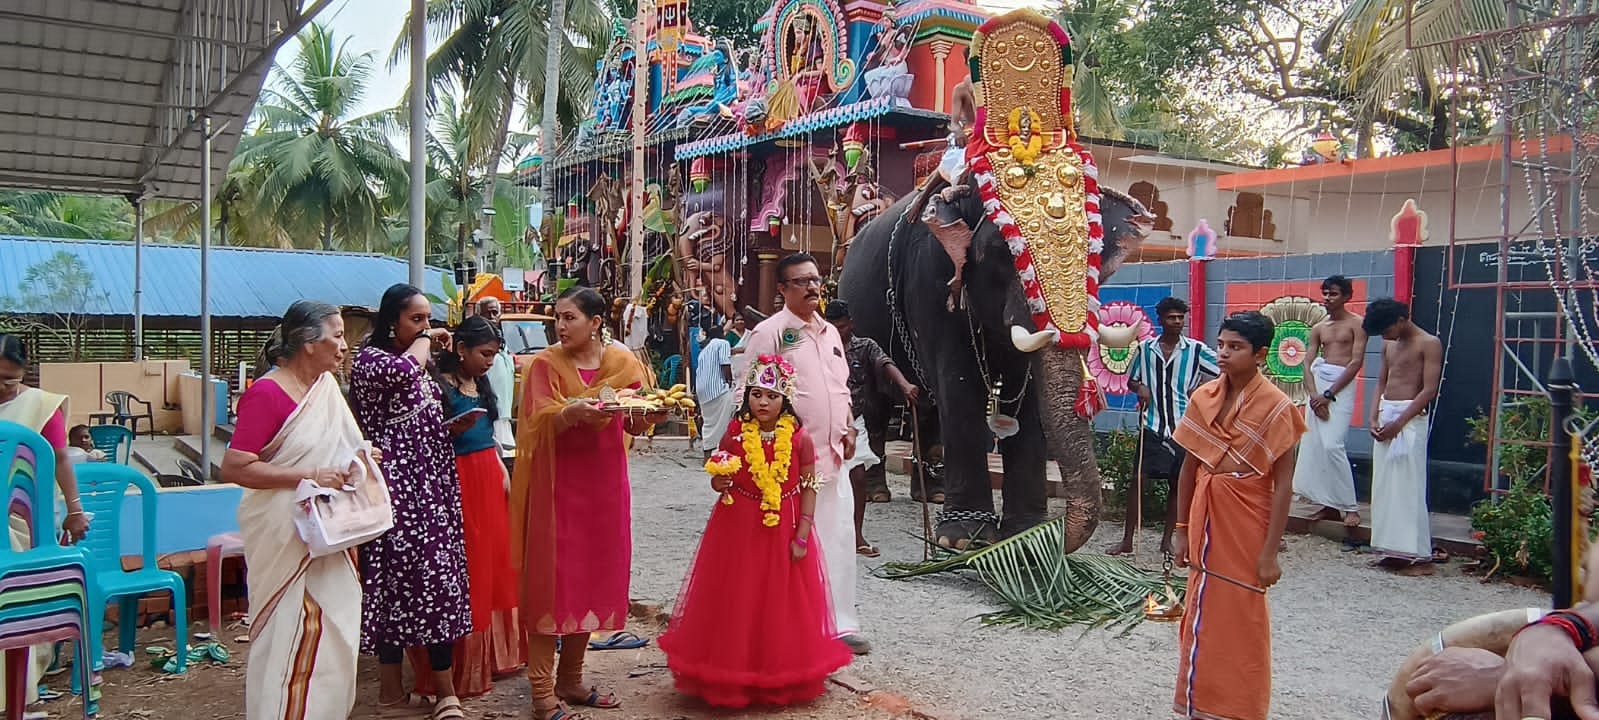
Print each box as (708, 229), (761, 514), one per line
(1097, 186), (1155, 283)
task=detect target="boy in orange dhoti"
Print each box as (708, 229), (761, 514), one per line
(1170, 311), (1308, 720)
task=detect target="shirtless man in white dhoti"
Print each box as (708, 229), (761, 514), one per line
(1294, 275), (1368, 549)
(1364, 298), (1444, 576)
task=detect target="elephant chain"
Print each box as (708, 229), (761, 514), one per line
(936, 507), (1000, 528)
(885, 201), (932, 402)
(964, 297), (1032, 408)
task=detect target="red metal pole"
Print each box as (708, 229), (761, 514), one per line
(1188, 258), (1207, 341)
(1394, 244), (1416, 308)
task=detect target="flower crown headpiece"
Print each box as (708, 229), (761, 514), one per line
(740, 354), (798, 406)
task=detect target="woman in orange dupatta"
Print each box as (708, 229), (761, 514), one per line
(1169, 312), (1306, 720)
(511, 287), (666, 720)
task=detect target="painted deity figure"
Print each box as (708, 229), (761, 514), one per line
(678, 203), (738, 319)
(766, 14), (827, 128)
(861, 8), (913, 101)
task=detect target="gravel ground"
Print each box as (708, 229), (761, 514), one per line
(625, 442), (1547, 720)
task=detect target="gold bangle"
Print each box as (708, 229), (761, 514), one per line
(1173, 522), (1188, 529)
(798, 472), (825, 491)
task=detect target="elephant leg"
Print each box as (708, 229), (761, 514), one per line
(929, 356), (999, 549)
(996, 375), (1049, 537)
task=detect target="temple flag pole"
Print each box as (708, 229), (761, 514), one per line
(628, 0), (653, 300)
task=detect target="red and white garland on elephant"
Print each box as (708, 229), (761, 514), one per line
(966, 143), (1105, 350)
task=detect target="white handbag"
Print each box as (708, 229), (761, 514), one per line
(292, 442), (395, 557)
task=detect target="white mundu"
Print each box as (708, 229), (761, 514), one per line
(1292, 357), (1358, 513)
(1369, 398), (1433, 562)
(814, 467), (859, 635)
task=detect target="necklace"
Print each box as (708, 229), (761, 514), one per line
(740, 417), (796, 528)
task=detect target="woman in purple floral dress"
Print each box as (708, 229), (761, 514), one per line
(348, 283), (474, 720)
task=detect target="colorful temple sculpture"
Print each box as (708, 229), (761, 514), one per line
(521, 0), (991, 377)
(671, 0), (986, 315)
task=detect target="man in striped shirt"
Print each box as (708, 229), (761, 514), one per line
(1107, 296), (1219, 556)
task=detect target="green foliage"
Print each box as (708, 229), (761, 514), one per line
(690, 0), (762, 49)
(1470, 479), (1554, 581)
(875, 515), (1184, 634)
(0, 252), (109, 361)
(233, 22), (407, 252)
(1098, 428), (1171, 522)
(1466, 398), (1599, 582)
(0, 192), (134, 240)
(1467, 396), (1553, 488)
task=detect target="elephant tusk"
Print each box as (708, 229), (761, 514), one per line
(1010, 325), (1057, 352)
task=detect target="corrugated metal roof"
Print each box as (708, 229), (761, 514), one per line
(0, 0), (332, 200)
(0, 236), (452, 320)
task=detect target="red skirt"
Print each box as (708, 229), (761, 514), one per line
(657, 486), (852, 708)
(413, 448), (525, 697)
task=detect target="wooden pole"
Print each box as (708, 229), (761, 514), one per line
(629, 0), (652, 301)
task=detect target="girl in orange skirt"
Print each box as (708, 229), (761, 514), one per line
(413, 316), (525, 697)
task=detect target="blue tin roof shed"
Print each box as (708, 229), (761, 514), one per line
(0, 236), (452, 320)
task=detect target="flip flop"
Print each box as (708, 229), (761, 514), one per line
(377, 692), (435, 717)
(857, 544), (881, 558)
(432, 696), (466, 720)
(1432, 547), (1451, 564)
(587, 631), (647, 650)
(563, 687), (622, 709)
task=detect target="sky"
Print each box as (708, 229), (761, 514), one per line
(320, 0), (1048, 121)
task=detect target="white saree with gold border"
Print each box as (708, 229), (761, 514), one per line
(238, 372), (363, 720)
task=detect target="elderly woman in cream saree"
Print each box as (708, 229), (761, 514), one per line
(223, 301), (374, 720)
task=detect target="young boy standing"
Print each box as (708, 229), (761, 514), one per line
(1293, 275), (1368, 546)
(1363, 298), (1443, 575)
(1170, 311), (1308, 720)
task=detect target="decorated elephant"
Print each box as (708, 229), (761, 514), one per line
(838, 9), (1154, 551)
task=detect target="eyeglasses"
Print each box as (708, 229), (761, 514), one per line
(782, 276), (824, 287)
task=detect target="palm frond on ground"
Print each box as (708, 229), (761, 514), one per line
(874, 515), (1185, 635)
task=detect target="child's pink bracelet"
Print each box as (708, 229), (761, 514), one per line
(793, 536), (809, 548)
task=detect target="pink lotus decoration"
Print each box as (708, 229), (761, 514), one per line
(1088, 301), (1155, 395)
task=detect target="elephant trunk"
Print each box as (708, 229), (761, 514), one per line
(1037, 346), (1102, 554)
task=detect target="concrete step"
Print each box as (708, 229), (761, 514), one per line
(171, 435), (224, 482)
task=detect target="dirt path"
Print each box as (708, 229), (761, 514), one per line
(75, 619), (898, 720)
(41, 441), (1547, 720)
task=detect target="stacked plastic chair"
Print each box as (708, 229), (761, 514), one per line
(0, 420), (98, 719)
(71, 462), (189, 690)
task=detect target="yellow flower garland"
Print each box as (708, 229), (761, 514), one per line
(740, 416), (797, 528)
(1006, 107), (1045, 166)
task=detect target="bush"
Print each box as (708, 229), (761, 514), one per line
(1469, 478), (1553, 580)
(1097, 428), (1171, 523)
(1465, 397), (1598, 582)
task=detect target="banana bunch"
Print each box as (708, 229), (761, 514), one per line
(640, 383), (696, 412)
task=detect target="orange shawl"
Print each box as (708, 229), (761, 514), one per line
(509, 343), (646, 574)
(1172, 371), (1305, 476)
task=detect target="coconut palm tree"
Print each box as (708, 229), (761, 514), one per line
(1055, 0), (1146, 140)
(235, 22), (408, 251)
(1319, 0), (1507, 149)
(0, 191), (133, 239)
(393, 0), (612, 183)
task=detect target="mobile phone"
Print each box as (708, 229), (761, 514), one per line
(445, 407), (488, 425)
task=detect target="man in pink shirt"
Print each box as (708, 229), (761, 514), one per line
(741, 252), (870, 654)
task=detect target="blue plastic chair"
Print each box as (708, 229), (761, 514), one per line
(86, 425), (133, 465)
(0, 420), (97, 718)
(659, 354), (682, 388)
(74, 463), (189, 682)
